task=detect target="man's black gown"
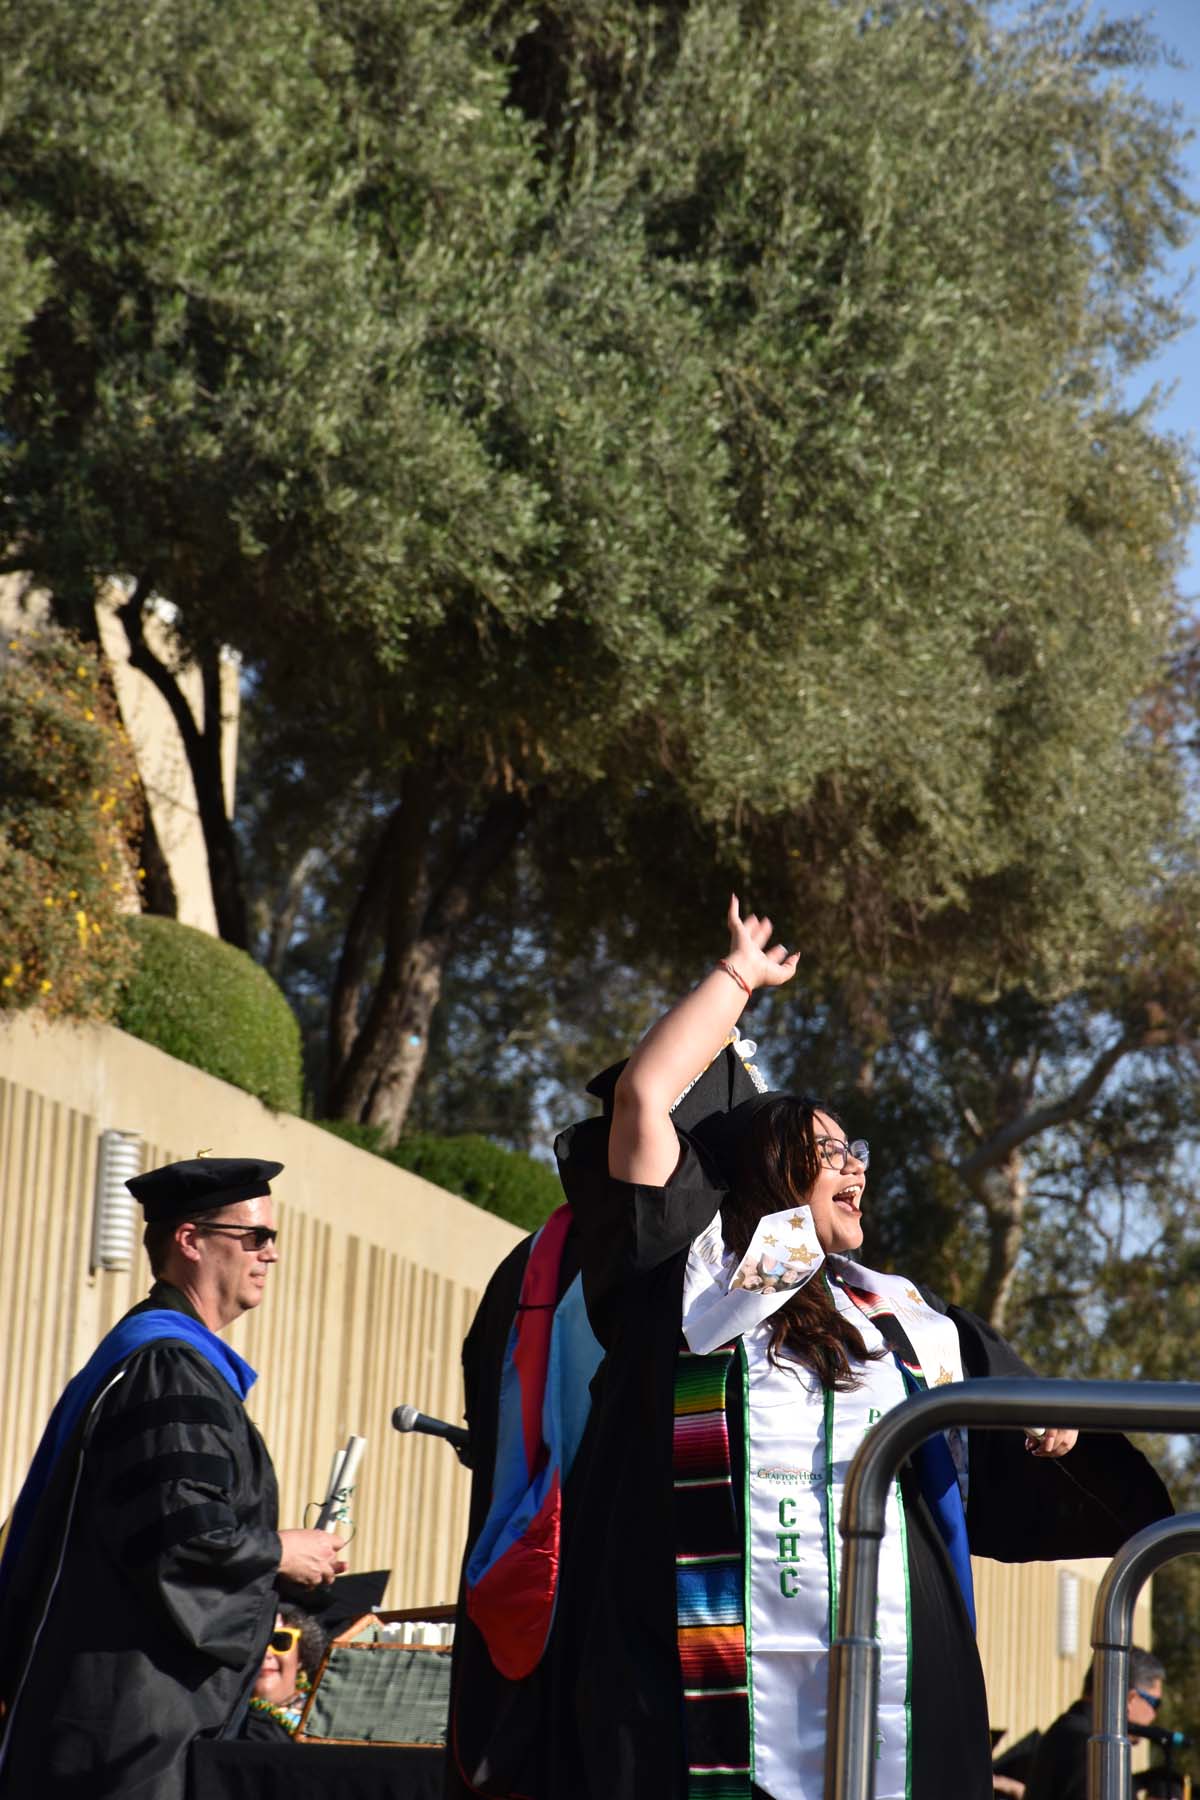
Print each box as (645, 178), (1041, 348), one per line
(1023, 1697), (1091, 1800)
(451, 1119), (1172, 1800)
(0, 1282), (281, 1800)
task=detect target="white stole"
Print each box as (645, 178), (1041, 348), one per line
(681, 1220), (965, 1800)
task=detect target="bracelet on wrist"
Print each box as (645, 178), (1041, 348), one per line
(717, 959), (752, 998)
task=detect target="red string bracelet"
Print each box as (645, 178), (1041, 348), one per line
(717, 959), (752, 998)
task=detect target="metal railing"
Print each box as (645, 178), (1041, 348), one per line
(824, 1378), (1200, 1800)
(1087, 1512), (1200, 1800)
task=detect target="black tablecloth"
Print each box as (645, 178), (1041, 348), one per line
(190, 1739), (445, 1800)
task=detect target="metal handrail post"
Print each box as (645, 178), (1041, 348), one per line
(1087, 1513), (1200, 1800)
(824, 1378), (1200, 1800)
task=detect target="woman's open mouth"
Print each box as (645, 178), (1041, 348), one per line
(834, 1185), (862, 1213)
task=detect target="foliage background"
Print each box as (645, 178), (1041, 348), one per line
(0, 631), (139, 1016)
(115, 915), (304, 1113)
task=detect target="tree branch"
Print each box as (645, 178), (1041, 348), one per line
(956, 1029), (1139, 1183)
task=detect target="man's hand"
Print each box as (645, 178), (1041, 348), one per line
(1025, 1427), (1078, 1457)
(277, 1528), (348, 1586)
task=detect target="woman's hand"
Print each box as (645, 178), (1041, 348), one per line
(1025, 1427), (1077, 1458)
(610, 894), (801, 1186)
(725, 894), (802, 991)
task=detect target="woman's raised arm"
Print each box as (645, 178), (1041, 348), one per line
(608, 896), (800, 1186)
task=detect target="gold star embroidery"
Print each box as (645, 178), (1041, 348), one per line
(905, 1287), (923, 1306)
(762, 1234), (778, 1247)
(788, 1213), (808, 1230)
(787, 1243), (818, 1265)
(934, 1367), (954, 1387)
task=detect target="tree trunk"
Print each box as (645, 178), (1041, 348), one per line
(968, 1154), (1028, 1330)
(327, 802), (421, 1092)
(327, 782), (534, 1146)
(115, 590), (249, 947)
(195, 650), (248, 948)
(344, 933), (448, 1146)
(952, 1020), (1154, 1327)
(265, 846), (320, 981)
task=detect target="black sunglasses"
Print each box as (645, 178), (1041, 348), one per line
(194, 1224), (278, 1251)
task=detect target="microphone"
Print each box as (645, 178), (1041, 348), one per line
(392, 1404), (471, 1462)
(1130, 1722), (1192, 1749)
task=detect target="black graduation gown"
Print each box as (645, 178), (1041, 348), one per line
(0, 1282), (281, 1800)
(446, 1229), (590, 1800)
(1022, 1698), (1090, 1800)
(547, 1117), (1172, 1800)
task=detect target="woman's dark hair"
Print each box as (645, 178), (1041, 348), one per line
(279, 1603), (328, 1682)
(719, 1095), (882, 1392)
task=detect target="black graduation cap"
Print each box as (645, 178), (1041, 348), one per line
(279, 1568), (392, 1636)
(585, 1040), (793, 1184)
(125, 1156), (284, 1223)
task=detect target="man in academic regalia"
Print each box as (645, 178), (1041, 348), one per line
(0, 1156), (345, 1800)
(1025, 1648), (1168, 1800)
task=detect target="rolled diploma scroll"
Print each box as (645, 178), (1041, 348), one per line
(325, 1447), (347, 1505)
(316, 1434), (367, 1531)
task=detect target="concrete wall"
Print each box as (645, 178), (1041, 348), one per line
(0, 1011), (523, 1609)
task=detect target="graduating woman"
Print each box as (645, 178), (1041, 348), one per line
(545, 899), (1171, 1800)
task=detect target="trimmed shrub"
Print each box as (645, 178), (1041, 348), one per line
(117, 914), (303, 1112)
(318, 1120), (560, 1233)
(387, 1134), (560, 1232)
(0, 629), (140, 1017)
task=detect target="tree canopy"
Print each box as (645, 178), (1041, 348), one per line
(0, 0), (1194, 1144)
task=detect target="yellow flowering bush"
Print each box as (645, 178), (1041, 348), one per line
(0, 630), (139, 1017)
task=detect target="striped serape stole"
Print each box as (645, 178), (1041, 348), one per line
(673, 1345), (751, 1800)
(836, 1278), (926, 1382)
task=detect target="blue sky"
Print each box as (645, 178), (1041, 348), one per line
(992, 2), (1198, 592)
(1090, 0), (1200, 597)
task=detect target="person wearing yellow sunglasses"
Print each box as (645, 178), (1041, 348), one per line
(244, 1607), (327, 1742)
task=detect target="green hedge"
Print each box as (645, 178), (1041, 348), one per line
(117, 914), (303, 1113)
(319, 1120), (560, 1233)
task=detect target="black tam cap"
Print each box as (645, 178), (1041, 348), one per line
(284, 1568), (392, 1635)
(585, 1040), (797, 1183)
(126, 1157), (283, 1223)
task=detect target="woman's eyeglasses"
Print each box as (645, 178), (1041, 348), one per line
(269, 1625), (303, 1655)
(194, 1224), (278, 1251)
(814, 1136), (870, 1172)
(1135, 1687), (1163, 1713)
